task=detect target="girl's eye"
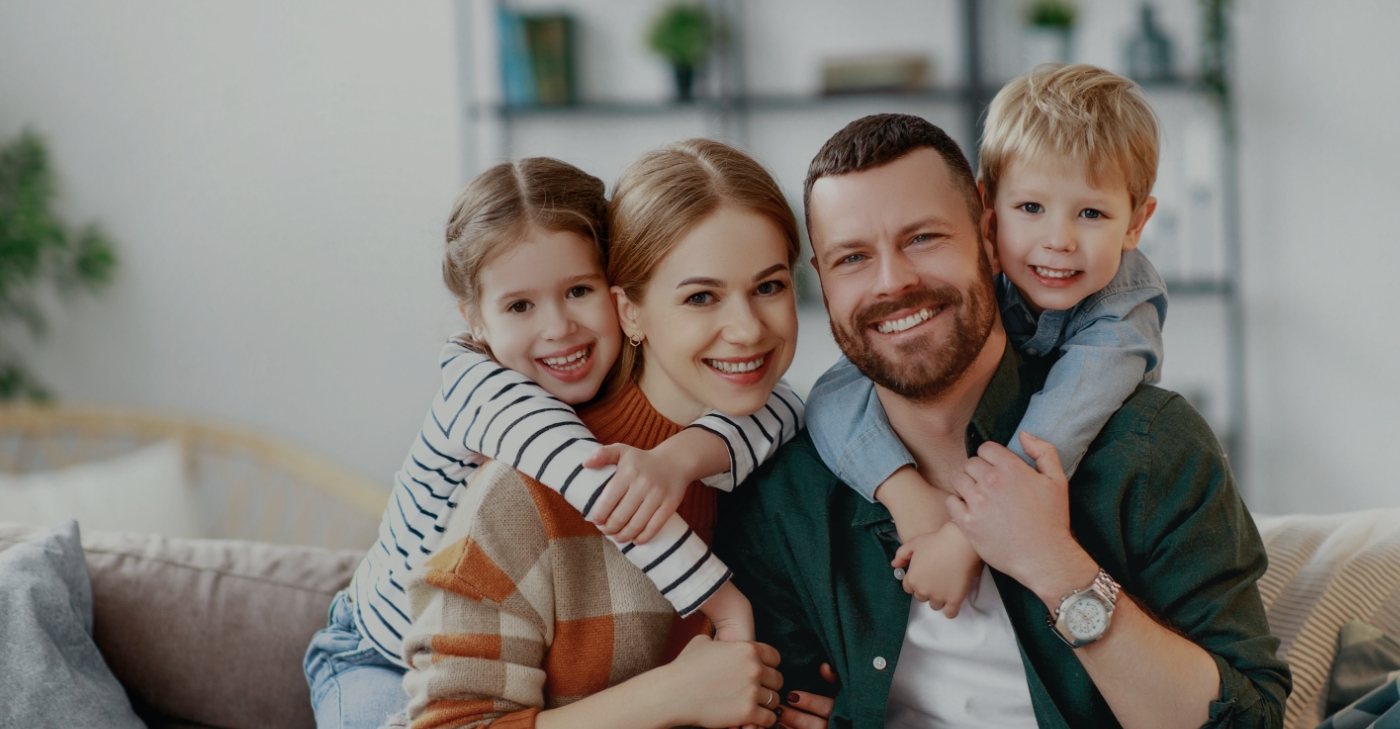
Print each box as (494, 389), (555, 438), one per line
(685, 291), (715, 306)
(1080, 208), (1104, 219)
(1018, 202), (1043, 214)
(507, 300), (532, 314)
(755, 279), (788, 296)
(565, 285), (592, 299)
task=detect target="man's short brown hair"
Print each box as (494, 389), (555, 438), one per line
(803, 113), (983, 235)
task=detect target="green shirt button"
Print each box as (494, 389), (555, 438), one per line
(873, 656), (888, 671)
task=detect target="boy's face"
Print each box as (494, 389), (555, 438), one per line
(469, 227), (621, 405)
(989, 155), (1156, 314)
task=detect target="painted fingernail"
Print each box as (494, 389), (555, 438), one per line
(787, 692), (800, 704)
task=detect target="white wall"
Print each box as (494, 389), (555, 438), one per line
(0, 1), (465, 485)
(3, 0), (1396, 514)
(1234, 0), (1400, 513)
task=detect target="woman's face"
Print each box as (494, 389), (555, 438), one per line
(615, 204), (797, 423)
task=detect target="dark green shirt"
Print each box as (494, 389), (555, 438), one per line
(716, 346), (1290, 728)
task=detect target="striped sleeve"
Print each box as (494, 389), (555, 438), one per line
(692, 380), (805, 492)
(450, 345), (730, 617)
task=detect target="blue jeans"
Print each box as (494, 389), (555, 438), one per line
(304, 590), (408, 729)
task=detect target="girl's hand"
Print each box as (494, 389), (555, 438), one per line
(701, 580), (755, 642)
(891, 523), (983, 618)
(583, 443), (689, 544)
(660, 635), (784, 729)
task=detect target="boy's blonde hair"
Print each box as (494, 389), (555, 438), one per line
(442, 157), (607, 310)
(979, 64), (1159, 209)
(608, 138), (799, 386)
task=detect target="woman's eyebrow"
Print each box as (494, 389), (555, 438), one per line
(752, 263), (788, 281)
(677, 276), (723, 288)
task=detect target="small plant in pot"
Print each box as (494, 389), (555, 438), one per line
(647, 2), (714, 102)
(1022, 0), (1078, 68)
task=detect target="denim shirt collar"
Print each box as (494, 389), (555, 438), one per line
(847, 340), (1038, 530)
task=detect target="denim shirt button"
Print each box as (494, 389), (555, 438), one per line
(893, 567), (907, 580)
(873, 656), (888, 671)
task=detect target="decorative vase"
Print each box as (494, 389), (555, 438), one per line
(671, 64), (696, 102)
(1125, 3), (1174, 82)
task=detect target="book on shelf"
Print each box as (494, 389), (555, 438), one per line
(498, 10), (578, 107)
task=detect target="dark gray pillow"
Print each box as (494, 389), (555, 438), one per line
(0, 520), (144, 728)
(1328, 619), (1400, 716)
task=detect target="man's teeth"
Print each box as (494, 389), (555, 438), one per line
(1033, 266), (1078, 279)
(542, 347), (589, 369)
(708, 356), (765, 374)
(876, 308), (933, 334)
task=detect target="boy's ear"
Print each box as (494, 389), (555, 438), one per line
(611, 285), (641, 341)
(1122, 196), (1159, 251)
(979, 206), (1001, 276)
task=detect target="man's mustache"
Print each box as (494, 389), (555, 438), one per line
(852, 287), (963, 331)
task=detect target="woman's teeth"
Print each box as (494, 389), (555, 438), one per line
(876, 308), (933, 334)
(1033, 266), (1078, 279)
(541, 347), (590, 370)
(707, 355), (765, 374)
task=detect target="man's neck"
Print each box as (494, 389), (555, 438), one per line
(876, 326), (1008, 490)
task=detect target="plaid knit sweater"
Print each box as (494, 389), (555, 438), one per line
(403, 382), (714, 729)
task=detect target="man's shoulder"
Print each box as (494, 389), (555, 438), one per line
(1087, 383), (1227, 477)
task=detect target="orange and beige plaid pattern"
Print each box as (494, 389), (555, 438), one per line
(403, 460), (708, 729)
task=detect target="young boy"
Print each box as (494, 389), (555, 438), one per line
(806, 63), (1167, 616)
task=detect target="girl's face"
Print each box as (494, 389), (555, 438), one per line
(615, 205), (797, 423)
(470, 227), (621, 405)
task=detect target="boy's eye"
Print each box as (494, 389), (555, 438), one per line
(1018, 202), (1043, 214)
(565, 285), (592, 299)
(1079, 208), (1104, 219)
(755, 279), (788, 296)
(685, 291), (715, 306)
(507, 300), (532, 314)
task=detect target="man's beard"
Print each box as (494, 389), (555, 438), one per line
(830, 267), (997, 403)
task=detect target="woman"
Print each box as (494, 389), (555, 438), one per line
(400, 139), (833, 729)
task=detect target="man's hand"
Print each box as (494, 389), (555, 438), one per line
(583, 443), (690, 544)
(891, 523), (983, 618)
(946, 432), (1081, 587)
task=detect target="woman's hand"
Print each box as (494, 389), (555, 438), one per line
(659, 635), (784, 728)
(776, 662), (838, 728)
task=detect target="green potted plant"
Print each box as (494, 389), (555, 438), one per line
(0, 130), (118, 400)
(646, 2), (714, 102)
(1022, 0), (1078, 68)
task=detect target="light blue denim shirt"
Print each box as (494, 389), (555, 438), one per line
(806, 249), (1167, 500)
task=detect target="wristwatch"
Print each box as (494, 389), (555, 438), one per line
(1049, 568), (1120, 648)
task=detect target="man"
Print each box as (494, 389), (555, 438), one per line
(714, 114), (1289, 728)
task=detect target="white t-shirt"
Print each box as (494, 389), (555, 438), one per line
(885, 566), (1039, 728)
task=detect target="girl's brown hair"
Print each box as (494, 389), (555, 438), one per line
(608, 138), (799, 385)
(442, 157), (608, 315)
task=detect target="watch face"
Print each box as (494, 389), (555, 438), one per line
(1064, 596), (1108, 639)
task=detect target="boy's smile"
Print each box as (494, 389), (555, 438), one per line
(991, 156), (1156, 314)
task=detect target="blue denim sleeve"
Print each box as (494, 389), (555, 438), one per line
(1009, 250), (1167, 476)
(806, 356), (914, 502)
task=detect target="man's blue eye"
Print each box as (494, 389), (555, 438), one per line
(686, 292), (714, 306)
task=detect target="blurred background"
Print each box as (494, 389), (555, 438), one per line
(0, 0), (1394, 517)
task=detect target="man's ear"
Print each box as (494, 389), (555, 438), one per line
(612, 285), (641, 340)
(1122, 196), (1158, 251)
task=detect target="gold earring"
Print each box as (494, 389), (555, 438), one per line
(628, 333), (643, 348)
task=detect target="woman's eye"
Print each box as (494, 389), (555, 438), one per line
(566, 285), (592, 299)
(1018, 202), (1043, 214)
(1080, 208), (1104, 219)
(507, 300), (532, 314)
(685, 291), (715, 306)
(755, 280), (788, 296)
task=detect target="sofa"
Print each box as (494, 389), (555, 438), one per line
(1, 507), (1397, 729)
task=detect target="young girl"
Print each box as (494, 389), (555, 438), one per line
(303, 156), (802, 729)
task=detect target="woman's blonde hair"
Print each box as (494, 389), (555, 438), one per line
(442, 157), (608, 313)
(608, 138), (799, 385)
(979, 63), (1160, 209)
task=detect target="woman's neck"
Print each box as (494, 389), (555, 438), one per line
(635, 361), (707, 426)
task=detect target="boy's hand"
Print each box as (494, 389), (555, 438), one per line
(583, 443), (689, 544)
(891, 523), (983, 618)
(700, 580), (754, 642)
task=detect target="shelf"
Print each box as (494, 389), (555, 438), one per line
(470, 86), (977, 120)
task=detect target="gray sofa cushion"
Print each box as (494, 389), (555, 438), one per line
(0, 522), (363, 729)
(0, 520), (145, 728)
